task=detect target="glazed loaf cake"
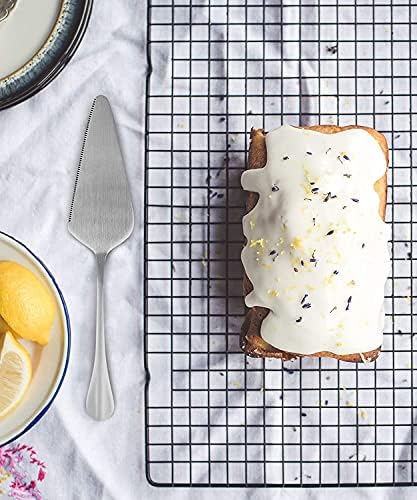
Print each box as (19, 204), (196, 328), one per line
(241, 125), (389, 363)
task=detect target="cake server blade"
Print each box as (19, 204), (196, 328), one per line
(68, 95), (134, 253)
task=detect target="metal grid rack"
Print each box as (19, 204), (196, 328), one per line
(144, 0), (417, 487)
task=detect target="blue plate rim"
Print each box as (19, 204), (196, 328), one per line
(0, 231), (71, 447)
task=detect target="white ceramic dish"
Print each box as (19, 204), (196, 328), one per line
(0, 0), (93, 110)
(0, 0), (62, 80)
(0, 232), (70, 446)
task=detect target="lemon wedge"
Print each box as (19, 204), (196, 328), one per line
(0, 332), (32, 418)
(0, 261), (56, 345)
(0, 314), (8, 335)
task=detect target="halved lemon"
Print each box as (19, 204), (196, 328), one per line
(0, 261), (56, 345)
(0, 332), (32, 419)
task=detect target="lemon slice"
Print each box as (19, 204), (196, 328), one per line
(0, 332), (32, 418)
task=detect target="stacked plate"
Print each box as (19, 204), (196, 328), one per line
(0, 0), (92, 110)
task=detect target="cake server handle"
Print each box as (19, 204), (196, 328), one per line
(85, 253), (115, 420)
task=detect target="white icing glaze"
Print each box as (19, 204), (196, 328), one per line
(241, 125), (389, 355)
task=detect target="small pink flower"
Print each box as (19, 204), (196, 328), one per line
(0, 443), (46, 499)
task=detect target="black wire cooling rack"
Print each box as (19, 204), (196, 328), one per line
(144, 0), (416, 487)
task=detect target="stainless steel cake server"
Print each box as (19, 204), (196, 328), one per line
(68, 95), (134, 421)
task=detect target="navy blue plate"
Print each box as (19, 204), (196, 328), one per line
(0, 0), (93, 111)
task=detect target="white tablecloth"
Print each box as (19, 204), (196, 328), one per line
(0, 0), (415, 498)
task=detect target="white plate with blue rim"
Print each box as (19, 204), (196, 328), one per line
(0, 0), (92, 110)
(0, 232), (70, 446)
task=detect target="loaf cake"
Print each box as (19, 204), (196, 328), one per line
(241, 125), (389, 362)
